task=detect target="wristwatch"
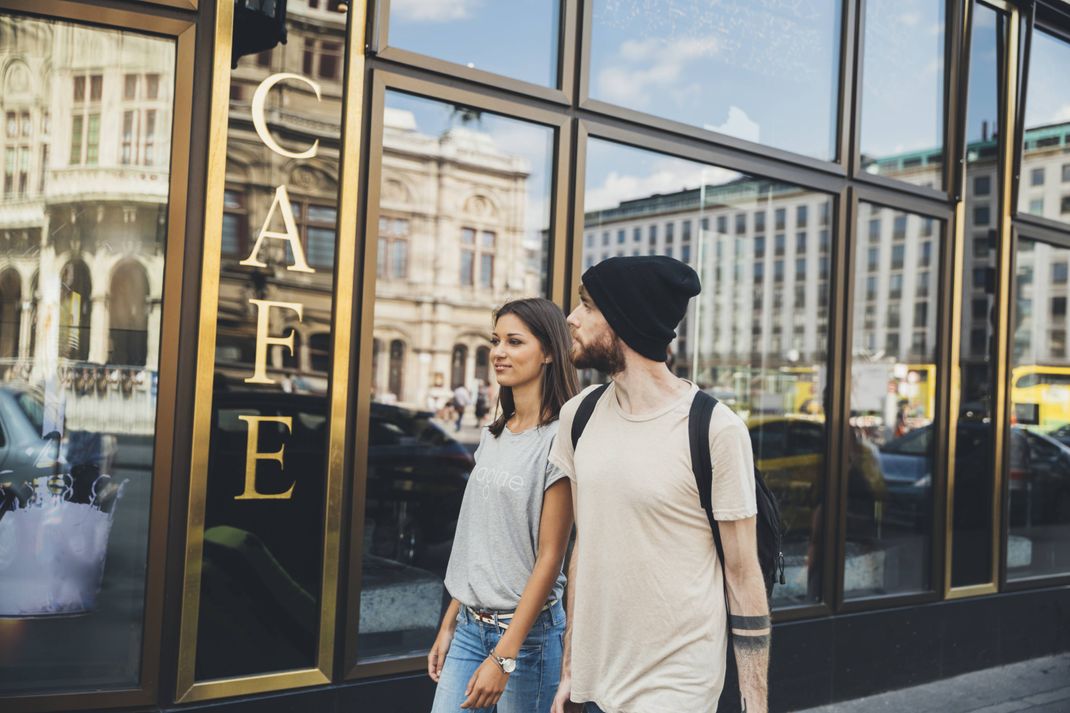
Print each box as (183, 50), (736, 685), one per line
(490, 649), (516, 674)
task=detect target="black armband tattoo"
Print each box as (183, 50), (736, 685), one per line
(730, 614), (771, 631)
(732, 634), (771, 652)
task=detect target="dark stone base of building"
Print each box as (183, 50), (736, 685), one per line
(154, 585), (1069, 713)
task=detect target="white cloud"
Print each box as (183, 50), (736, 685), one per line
(391, 0), (480, 23)
(596, 34), (720, 110)
(1056, 104), (1070, 123)
(585, 162), (739, 213)
(704, 106), (760, 145)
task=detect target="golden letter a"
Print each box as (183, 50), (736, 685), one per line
(239, 185), (315, 273)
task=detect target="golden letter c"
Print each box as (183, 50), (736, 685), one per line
(251, 72), (321, 159)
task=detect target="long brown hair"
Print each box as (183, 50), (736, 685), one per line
(488, 298), (579, 437)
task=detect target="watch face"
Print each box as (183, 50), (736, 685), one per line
(502, 658), (517, 673)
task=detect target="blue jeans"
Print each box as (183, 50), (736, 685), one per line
(585, 705), (605, 713)
(431, 600), (565, 713)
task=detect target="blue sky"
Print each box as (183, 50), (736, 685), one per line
(1025, 29), (1070, 129)
(589, 0), (842, 161)
(387, 0), (558, 86)
(859, 0), (945, 159)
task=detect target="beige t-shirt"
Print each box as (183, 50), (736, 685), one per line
(549, 381), (757, 713)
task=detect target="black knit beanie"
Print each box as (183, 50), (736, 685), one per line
(581, 256), (702, 362)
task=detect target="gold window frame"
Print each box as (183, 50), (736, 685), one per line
(172, 0), (366, 702)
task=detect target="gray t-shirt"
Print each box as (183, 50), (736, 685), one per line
(443, 422), (568, 611)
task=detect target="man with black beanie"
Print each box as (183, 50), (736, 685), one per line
(549, 256), (770, 713)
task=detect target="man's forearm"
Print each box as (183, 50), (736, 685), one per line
(728, 570), (770, 713)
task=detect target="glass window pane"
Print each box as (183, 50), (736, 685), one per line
(589, 0), (842, 160)
(584, 137), (833, 607)
(356, 91), (553, 664)
(951, 3), (1004, 589)
(1009, 239), (1070, 579)
(0, 14), (175, 695)
(193, 7), (346, 682)
(1019, 28), (1070, 224)
(387, 2), (559, 87)
(859, 0), (945, 187)
(846, 202), (941, 600)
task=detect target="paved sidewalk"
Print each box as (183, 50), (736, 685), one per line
(790, 653), (1070, 713)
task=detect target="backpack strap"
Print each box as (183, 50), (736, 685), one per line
(570, 383), (611, 451)
(688, 390), (725, 566)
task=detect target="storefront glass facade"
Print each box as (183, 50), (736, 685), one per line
(0, 0), (1068, 710)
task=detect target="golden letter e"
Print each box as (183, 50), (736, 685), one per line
(235, 415), (295, 500)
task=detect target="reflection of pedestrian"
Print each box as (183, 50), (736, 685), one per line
(452, 384), (470, 431)
(474, 381), (490, 427)
(894, 399), (909, 438)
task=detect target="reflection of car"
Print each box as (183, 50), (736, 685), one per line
(200, 390), (473, 678)
(364, 402), (474, 569)
(0, 386), (113, 514)
(879, 422), (1070, 528)
(209, 391), (473, 575)
(746, 415), (825, 540)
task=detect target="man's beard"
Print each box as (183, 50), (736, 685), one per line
(572, 332), (626, 375)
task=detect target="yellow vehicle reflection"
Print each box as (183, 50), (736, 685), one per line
(1011, 365), (1070, 432)
(747, 414), (825, 538)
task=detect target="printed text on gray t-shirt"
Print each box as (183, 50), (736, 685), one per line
(443, 422), (568, 611)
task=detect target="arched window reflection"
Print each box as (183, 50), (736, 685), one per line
(0, 268), (21, 359)
(388, 339), (405, 400)
(60, 259), (91, 362)
(475, 345), (490, 385)
(108, 260), (149, 366)
(450, 344), (467, 389)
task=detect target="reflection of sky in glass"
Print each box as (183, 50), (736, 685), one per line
(584, 137), (740, 212)
(860, 0), (944, 159)
(385, 91), (553, 237)
(1024, 30), (1070, 129)
(965, 5), (999, 145)
(589, 0), (842, 160)
(387, 1), (558, 87)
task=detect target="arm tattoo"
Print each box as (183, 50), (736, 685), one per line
(731, 634), (771, 652)
(730, 614), (771, 631)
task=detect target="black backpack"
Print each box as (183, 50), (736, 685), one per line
(570, 384), (785, 597)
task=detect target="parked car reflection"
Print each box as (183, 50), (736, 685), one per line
(196, 387), (472, 677)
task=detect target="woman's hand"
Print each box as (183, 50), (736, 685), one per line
(427, 626), (454, 682)
(460, 656), (510, 709)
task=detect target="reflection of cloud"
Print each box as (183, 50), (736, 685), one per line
(585, 162), (738, 213)
(597, 35), (719, 109)
(484, 123), (552, 234)
(391, 0), (480, 22)
(705, 106), (760, 144)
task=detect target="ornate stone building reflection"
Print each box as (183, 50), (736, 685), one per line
(0, 17), (171, 434)
(220, 3), (536, 412)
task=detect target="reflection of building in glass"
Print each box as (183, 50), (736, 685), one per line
(372, 110), (537, 410)
(582, 123), (1070, 375)
(219, 6), (536, 411)
(216, 3), (346, 392)
(0, 18), (172, 431)
(583, 181), (833, 375)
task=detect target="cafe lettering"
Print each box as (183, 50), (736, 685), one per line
(235, 71), (322, 502)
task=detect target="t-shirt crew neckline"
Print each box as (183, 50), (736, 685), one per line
(503, 422), (545, 437)
(606, 380), (698, 422)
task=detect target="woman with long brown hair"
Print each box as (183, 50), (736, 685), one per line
(428, 298), (579, 713)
